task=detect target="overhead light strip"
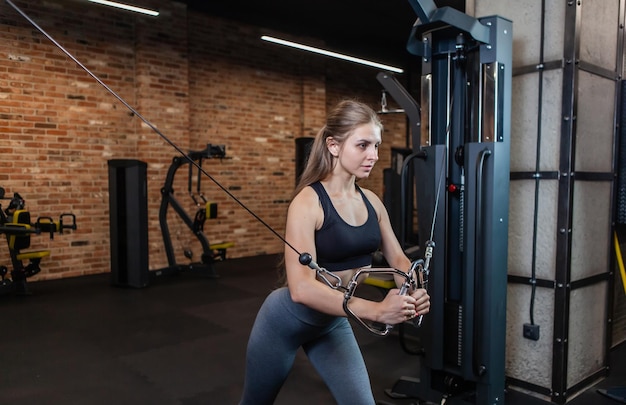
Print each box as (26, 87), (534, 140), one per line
(87, 0), (159, 16)
(261, 35), (403, 74)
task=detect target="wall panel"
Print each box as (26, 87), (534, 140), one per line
(473, 0), (622, 401)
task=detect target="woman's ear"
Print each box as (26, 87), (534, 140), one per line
(326, 137), (340, 157)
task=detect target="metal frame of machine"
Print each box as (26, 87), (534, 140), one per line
(383, 1), (512, 403)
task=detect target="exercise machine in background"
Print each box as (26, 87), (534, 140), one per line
(157, 144), (234, 278)
(0, 187), (77, 295)
(377, 72), (422, 260)
(108, 145), (234, 288)
(382, 1), (512, 404)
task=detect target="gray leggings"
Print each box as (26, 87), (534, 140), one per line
(239, 287), (375, 405)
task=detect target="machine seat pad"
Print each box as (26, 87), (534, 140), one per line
(363, 272), (396, 289)
(209, 241), (234, 250)
(16, 250), (50, 261)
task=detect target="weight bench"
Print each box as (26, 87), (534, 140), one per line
(6, 210), (51, 280)
(3, 209), (76, 293)
(209, 241), (235, 261)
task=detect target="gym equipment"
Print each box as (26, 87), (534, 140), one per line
(381, 1), (512, 404)
(157, 144), (234, 279)
(5, 0), (425, 338)
(4, 0), (333, 291)
(5, 0), (330, 301)
(298, 251), (424, 336)
(108, 148), (235, 288)
(0, 187), (77, 295)
(377, 67), (422, 259)
(383, 147), (419, 253)
(108, 159), (150, 288)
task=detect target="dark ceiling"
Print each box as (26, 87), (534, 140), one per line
(180, 0), (464, 69)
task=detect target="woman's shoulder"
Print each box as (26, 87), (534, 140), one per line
(359, 187), (385, 220)
(288, 185), (324, 227)
(291, 184), (321, 208)
(359, 187), (383, 205)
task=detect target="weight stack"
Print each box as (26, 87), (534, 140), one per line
(108, 159), (149, 288)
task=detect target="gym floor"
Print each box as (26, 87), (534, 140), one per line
(1, 254), (624, 405)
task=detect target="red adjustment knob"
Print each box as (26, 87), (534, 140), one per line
(448, 183), (458, 193)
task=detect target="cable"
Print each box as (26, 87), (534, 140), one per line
(528, 0), (548, 327)
(3, 0), (321, 268)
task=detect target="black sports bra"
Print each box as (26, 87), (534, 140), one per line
(310, 181), (381, 271)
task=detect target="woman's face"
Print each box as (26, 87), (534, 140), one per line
(331, 122), (381, 179)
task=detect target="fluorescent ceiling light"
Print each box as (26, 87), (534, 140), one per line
(88, 0), (159, 16)
(261, 35), (404, 74)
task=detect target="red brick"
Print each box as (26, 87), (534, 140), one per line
(0, 0), (408, 280)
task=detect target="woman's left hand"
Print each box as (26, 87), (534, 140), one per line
(410, 288), (430, 316)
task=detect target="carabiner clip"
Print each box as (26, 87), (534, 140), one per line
(343, 265), (422, 336)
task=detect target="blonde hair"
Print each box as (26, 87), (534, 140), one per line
(294, 99), (382, 197)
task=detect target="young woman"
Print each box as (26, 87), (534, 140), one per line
(240, 100), (430, 405)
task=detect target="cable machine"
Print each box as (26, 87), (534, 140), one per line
(157, 144), (234, 279)
(385, 1), (512, 404)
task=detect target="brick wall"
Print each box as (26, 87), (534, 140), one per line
(0, 0), (411, 281)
